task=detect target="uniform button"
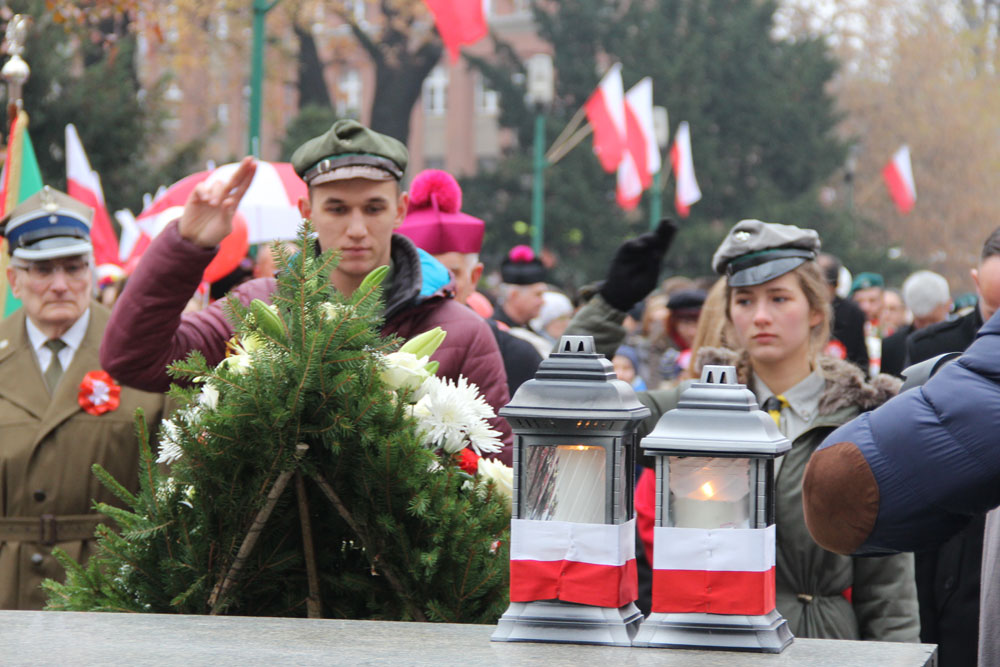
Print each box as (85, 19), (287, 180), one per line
(944, 576), (956, 591)
(31, 553), (44, 566)
(33, 489), (46, 502)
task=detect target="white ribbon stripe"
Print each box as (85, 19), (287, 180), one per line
(653, 524), (776, 572)
(510, 518), (636, 566)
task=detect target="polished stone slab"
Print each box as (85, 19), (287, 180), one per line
(0, 610), (937, 666)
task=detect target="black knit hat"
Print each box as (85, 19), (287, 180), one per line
(501, 245), (547, 285)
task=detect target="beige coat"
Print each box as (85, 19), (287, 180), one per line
(0, 304), (166, 609)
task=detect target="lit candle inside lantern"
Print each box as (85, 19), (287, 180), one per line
(669, 457), (750, 529)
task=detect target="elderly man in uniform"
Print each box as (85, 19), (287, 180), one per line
(101, 120), (512, 456)
(0, 187), (166, 609)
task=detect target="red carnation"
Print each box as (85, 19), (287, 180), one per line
(457, 447), (481, 475)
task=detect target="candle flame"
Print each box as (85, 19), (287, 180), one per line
(700, 482), (715, 498)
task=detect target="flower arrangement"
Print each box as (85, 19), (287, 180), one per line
(45, 223), (511, 622)
(379, 328), (512, 509)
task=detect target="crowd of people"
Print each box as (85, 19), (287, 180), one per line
(1, 117), (998, 665)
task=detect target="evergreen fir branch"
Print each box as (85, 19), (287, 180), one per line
(90, 462), (137, 508)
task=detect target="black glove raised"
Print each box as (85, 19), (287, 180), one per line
(599, 218), (678, 312)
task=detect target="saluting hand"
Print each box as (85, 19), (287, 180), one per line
(178, 156), (257, 248)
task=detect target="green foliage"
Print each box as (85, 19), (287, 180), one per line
(44, 225), (510, 622)
(5, 1), (168, 215)
(464, 0), (881, 287)
(280, 105), (340, 162)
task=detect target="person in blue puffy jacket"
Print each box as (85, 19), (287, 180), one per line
(803, 309), (1000, 665)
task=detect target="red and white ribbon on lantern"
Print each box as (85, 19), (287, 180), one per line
(509, 518), (637, 608)
(652, 524), (776, 616)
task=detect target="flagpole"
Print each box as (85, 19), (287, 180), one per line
(531, 112), (546, 256)
(1, 14), (31, 318)
(248, 0), (281, 157)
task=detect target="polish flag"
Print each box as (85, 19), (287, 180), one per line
(65, 124), (120, 267)
(669, 121), (702, 217)
(652, 524), (776, 616)
(509, 518), (638, 608)
(423, 0), (488, 63)
(584, 63), (627, 173)
(882, 145), (916, 214)
(616, 77), (661, 210)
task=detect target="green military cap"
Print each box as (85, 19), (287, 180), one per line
(0, 185), (93, 260)
(850, 272), (884, 294)
(291, 119), (408, 185)
(712, 219), (821, 287)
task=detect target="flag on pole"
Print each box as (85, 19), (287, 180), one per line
(0, 109), (44, 317)
(616, 77), (661, 210)
(669, 121), (702, 218)
(66, 123), (120, 267)
(423, 0), (488, 63)
(882, 145), (916, 214)
(584, 63), (627, 173)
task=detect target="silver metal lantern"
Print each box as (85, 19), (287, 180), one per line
(632, 365), (793, 653)
(491, 335), (650, 646)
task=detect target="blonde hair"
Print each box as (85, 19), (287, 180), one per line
(724, 260), (832, 359)
(682, 277), (733, 380)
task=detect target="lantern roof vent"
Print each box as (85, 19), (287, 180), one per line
(641, 365), (791, 458)
(500, 335), (650, 425)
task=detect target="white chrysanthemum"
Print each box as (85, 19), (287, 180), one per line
(477, 458), (514, 507)
(156, 419), (184, 464)
(412, 377), (472, 453)
(197, 383), (219, 410)
(466, 419), (503, 455)
(448, 376), (495, 421)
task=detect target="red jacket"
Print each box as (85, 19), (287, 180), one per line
(100, 222), (513, 460)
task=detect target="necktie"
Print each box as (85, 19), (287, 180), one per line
(762, 394), (789, 427)
(43, 339), (68, 394)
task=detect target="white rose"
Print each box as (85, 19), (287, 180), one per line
(381, 351), (432, 394)
(477, 458), (513, 508)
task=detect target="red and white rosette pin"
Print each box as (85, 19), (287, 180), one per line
(78, 370), (121, 416)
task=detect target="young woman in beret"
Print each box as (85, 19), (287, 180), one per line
(568, 218), (919, 641)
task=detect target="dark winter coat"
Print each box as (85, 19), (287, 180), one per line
(803, 309), (1000, 665)
(486, 318), (542, 396)
(899, 306), (986, 667)
(100, 221), (512, 457)
(832, 296), (870, 374)
(879, 323), (914, 378)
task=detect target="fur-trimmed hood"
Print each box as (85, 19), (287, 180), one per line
(694, 347), (901, 417)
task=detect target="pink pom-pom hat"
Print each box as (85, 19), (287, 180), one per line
(397, 169), (484, 255)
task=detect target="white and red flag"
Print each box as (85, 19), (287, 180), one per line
(616, 77), (661, 210)
(584, 64), (627, 173)
(652, 524), (776, 615)
(669, 121), (702, 217)
(509, 518), (637, 608)
(65, 124), (120, 267)
(882, 145), (916, 214)
(423, 0), (488, 63)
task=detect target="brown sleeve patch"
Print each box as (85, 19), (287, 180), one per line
(802, 441), (879, 555)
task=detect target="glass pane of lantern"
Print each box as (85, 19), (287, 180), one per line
(523, 444), (606, 523)
(668, 456), (751, 529)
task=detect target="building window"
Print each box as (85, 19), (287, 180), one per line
(217, 103), (229, 124)
(423, 66), (449, 116)
(337, 69), (362, 118)
(474, 73), (499, 114)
